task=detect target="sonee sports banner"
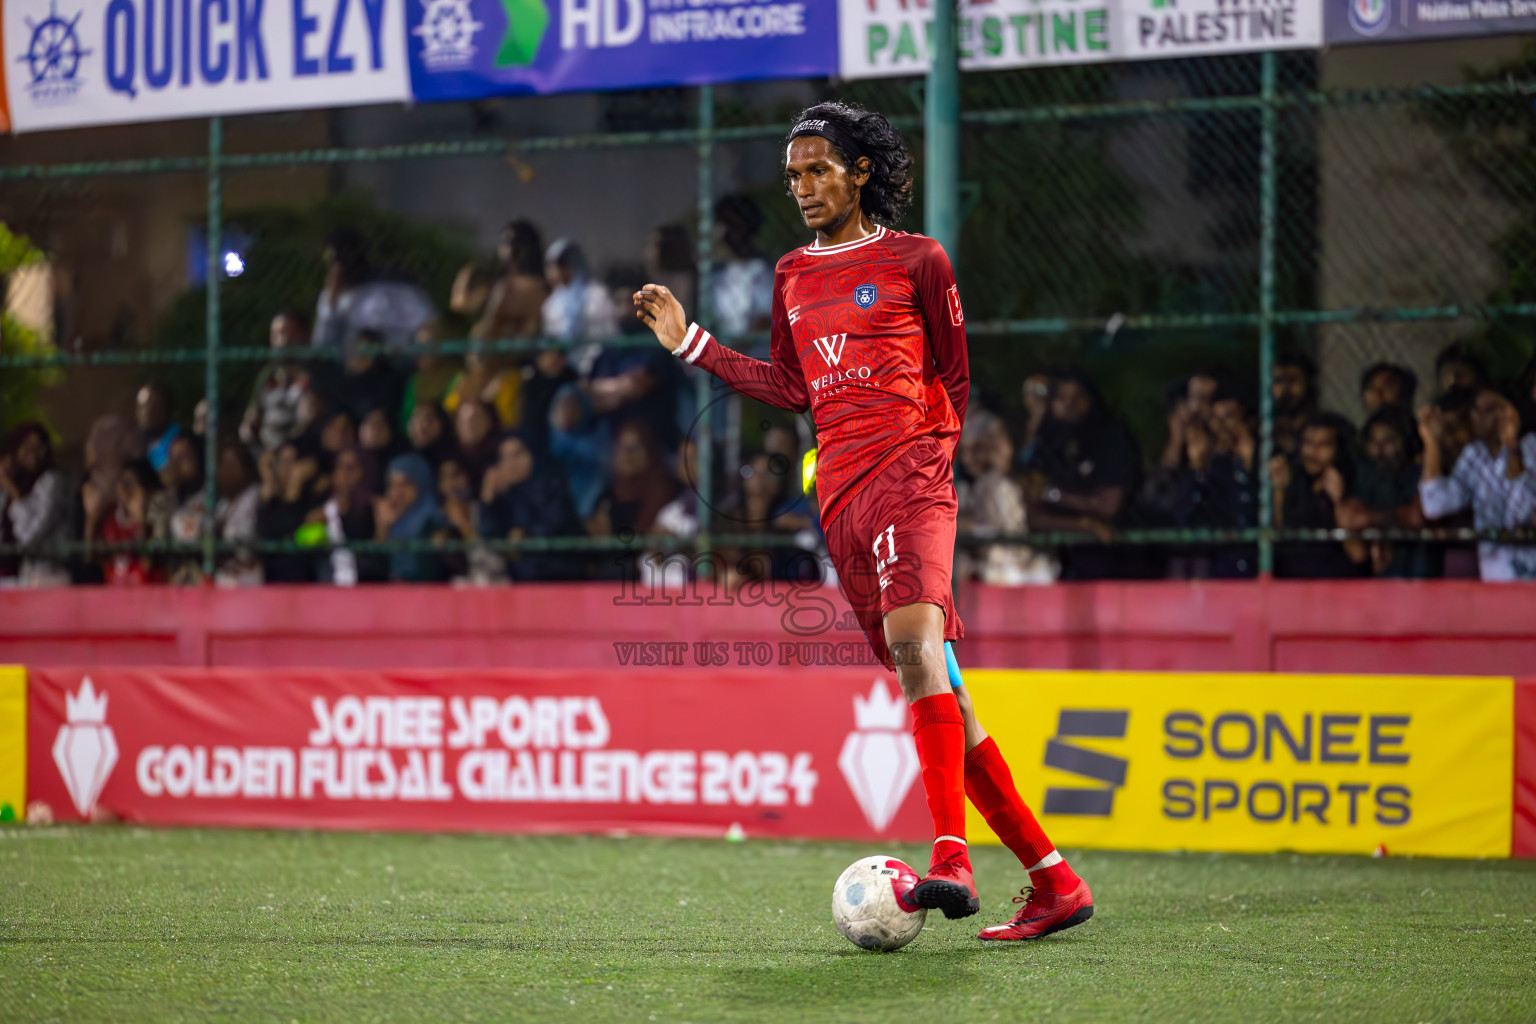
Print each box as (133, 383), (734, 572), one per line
(964, 670), (1514, 858)
(23, 666), (1523, 857)
(26, 667), (936, 840)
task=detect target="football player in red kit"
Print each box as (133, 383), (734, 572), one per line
(633, 102), (1092, 941)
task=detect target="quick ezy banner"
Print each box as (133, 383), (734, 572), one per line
(3, 0), (412, 133)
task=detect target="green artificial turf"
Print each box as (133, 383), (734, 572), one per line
(2, 827), (1534, 1023)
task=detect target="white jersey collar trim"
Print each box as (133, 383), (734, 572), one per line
(805, 224), (887, 256)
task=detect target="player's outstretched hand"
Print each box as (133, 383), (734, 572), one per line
(632, 284), (688, 353)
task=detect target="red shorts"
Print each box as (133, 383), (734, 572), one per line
(823, 437), (965, 671)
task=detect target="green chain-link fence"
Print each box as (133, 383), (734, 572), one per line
(3, 43), (1536, 582)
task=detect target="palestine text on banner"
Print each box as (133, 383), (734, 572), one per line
(838, 0), (1114, 80)
(1121, 0), (1322, 60)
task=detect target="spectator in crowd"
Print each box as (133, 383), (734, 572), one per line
(1360, 362), (1418, 417)
(256, 442), (323, 584)
(957, 410), (1055, 585)
(716, 450), (812, 587)
(100, 458), (163, 585)
(1418, 387), (1536, 581)
(357, 405), (406, 467)
(159, 433), (207, 583)
(1020, 369), (1141, 579)
(710, 195), (774, 341)
(1340, 407), (1431, 577)
(318, 444), (380, 587)
(588, 420), (679, 542)
(313, 228), (437, 352)
(191, 399), (210, 448)
(375, 453), (448, 583)
(0, 422), (71, 587)
(80, 415), (143, 575)
(585, 337), (687, 451)
(467, 220), (548, 342)
(436, 457), (478, 545)
(542, 239), (617, 344)
(1517, 354), (1536, 436)
(1158, 369), (1223, 471)
(406, 402), (455, 471)
(330, 330), (403, 425)
(1015, 373), (1051, 469)
(432, 456), (477, 582)
(240, 310), (313, 453)
(1270, 412), (1365, 578)
(453, 400), (501, 489)
(480, 430), (583, 581)
(445, 348), (522, 430)
(318, 409), (357, 465)
(136, 383), (181, 472)
(211, 442), (262, 586)
(519, 347), (579, 458)
(549, 383), (608, 520)
(1271, 351), (1317, 458)
(1151, 382), (1259, 578)
(644, 225), (697, 326)
(399, 324), (459, 429)
(1434, 342), (1488, 397)
(1424, 386), (1481, 578)
(652, 435), (701, 541)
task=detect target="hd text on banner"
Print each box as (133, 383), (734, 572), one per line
(2, 0), (412, 133)
(406, 0), (838, 102)
(839, 0), (1322, 79)
(964, 670), (1513, 858)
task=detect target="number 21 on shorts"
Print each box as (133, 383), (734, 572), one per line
(873, 524), (897, 590)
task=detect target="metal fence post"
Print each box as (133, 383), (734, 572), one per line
(203, 116), (224, 578)
(1257, 53), (1277, 578)
(695, 86), (716, 558)
(925, 0), (960, 258)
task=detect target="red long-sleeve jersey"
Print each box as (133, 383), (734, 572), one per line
(674, 226), (969, 527)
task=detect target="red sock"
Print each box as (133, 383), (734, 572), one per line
(909, 692), (968, 845)
(964, 736), (1081, 893)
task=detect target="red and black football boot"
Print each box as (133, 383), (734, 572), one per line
(977, 879), (1094, 941)
(911, 841), (980, 920)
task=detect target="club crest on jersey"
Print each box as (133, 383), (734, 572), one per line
(854, 284), (879, 310)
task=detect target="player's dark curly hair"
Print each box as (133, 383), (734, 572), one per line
(785, 101), (914, 226)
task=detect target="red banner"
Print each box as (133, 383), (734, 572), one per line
(26, 668), (932, 841)
(1516, 679), (1536, 858)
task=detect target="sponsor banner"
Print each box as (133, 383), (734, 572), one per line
(2, 0), (411, 134)
(0, 668), (23, 822)
(839, 0), (1114, 80)
(25, 668), (932, 840)
(406, 0), (837, 102)
(1516, 679), (1536, 857)
(1123, 0), (1322, 60)
(965, 670), (1513, 857)
(1325, 0), (1536, 44)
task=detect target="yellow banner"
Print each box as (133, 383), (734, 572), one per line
(965, 671), (1513, 858)
(0, 667), (24, 822)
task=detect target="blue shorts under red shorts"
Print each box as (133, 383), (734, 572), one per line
(823, 436), (965, 671)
